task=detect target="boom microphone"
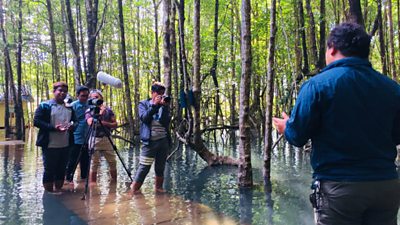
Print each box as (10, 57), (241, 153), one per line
(97, 71), (123, 88)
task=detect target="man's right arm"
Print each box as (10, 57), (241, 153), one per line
(139, 101), (159, 124)
(285, 81), (321, 147)
(33, 103), (56, 131)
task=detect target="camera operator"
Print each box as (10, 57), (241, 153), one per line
(131, 82), (171, 194)
(65, 86), (90, 182)
(85, 90), (118, 184)
(34, 82), (77, 192)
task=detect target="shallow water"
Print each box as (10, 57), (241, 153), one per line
(0, 129), (398, 225)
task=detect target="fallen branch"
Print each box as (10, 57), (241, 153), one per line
(201, 124), (239, 134)
(111, 134), (135, 145)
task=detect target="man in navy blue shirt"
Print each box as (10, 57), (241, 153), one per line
(66, 85), (90, 182)
(273, 23), (400, 225)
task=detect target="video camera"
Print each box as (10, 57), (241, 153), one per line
(88, 98), (104, 106)
(162, 95), (171, 103)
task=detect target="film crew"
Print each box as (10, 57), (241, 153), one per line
(131, 82), (172, 194)
(65, 86), (90, 182)
(273, 23), (400, 225)
(34, 82), (77, 192)
(85, 89), (118, 184)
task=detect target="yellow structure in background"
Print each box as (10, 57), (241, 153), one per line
(0, 85), (34, 128)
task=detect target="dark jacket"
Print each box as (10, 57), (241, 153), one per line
(138, 99), (171, 145)
(285, 57), (400, 181)
(34, 99), (77, 148)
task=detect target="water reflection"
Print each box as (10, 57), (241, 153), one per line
(0, 129), (398, 225)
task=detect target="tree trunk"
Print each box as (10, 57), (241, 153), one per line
(387, 0), (397, 80)
(46, 0), (61, 82)
(162, 0), (172, 95)
(177, 0), (193, 140)
(134, 7), (141, 134)
(263, 0), (276, 182)
(230, 0), (237, 127)
(117, 0), (135, 139)
(298, 0), (309, 75)
(77, 0), (87, 81)
(153, 0), (161, 81)
(1, 0), (13, 138)
(348, 0), (364, 26)
(238, 0), (253, 187)
(318, 0), (326, 69)
(173, 0), (236, 166)
(377, 0), (387, 74)
(15, 0), (24, 140)
(305, 0), (318, 70)
(64, 0), (83, 88)
(85, 0), (100, 88)
(171, 2), (181, 126)
(193, 0), (201, 145)
(210, 0), (223, 126)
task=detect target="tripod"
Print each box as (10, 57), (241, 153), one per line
(67, 106), (133, 200)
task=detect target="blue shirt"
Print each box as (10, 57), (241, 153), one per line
(285, 57), (400, 181)
(71, 100), (89, 144)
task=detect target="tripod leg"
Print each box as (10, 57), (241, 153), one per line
(67, 125), (93, 182)
(98, 120), (134, 182)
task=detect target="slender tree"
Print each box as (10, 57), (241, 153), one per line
(153, 0), (161, 81)
(318, 0), (326, 69)
(238, 0), (253, 187)
(45, 0), (61, 82)
(162, 0), (172, 95)
(64, 0), (83, 88)
(193, 0), (201, 145)
(15, 0), (24, 140)
(377, 0), (387, 74)
(387, 0), (397, 80)
(305, 0), (318, 69)
(348, 0), (364, 26)
(210, 0), (223, 125)
(117, 0), (135, 138)
(263, 0), (277, 182)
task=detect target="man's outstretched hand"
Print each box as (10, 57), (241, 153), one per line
(272, 112), (289, 135)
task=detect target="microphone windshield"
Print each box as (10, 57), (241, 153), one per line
(97, 71), (123, 88)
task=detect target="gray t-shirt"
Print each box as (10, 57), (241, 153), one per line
(48, 104), (72, 148)
(150, 104), (167, 141)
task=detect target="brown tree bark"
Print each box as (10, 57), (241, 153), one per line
(318, 0), (326, 69)
(238, 0), (253, 187)
(85, 0), (107, 88)
(263, 0), (277, 182)
(298, 0), (309, 75)
(15, 0), (24, 140)
(134, 7), (141, 134)
(45, 0), (61, 82)
(77, 0), (87, 81)
(210, 0), (223, 126)
(162, 0), (172, 95)
(193, 0), (201, 145)
(377, 0), (387, 74)
(230, 0), (237, 127)
(153, 0), (161, 81)
(348, 0), (364, 26)
(64, 0), (83, 88)
(171, 3), (181, 125)
(117, 0), (135, 139)
(305, 0), (318, 69)
(387, 0), (397, 80)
